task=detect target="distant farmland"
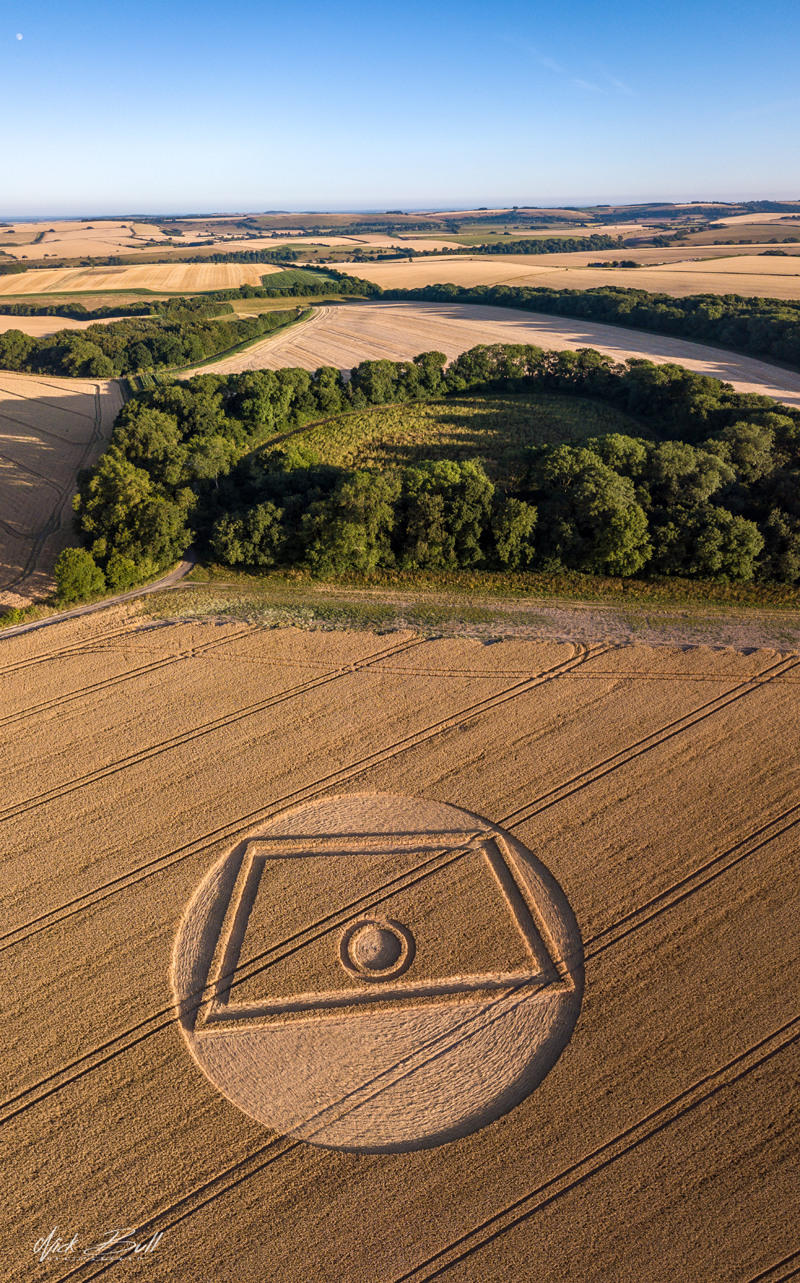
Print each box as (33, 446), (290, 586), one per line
(333, 251), (800, 301)
(0, 262), (284, 296)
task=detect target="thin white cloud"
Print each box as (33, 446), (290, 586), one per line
(605, 73), (636, 95)
(502, 37), (634, 97)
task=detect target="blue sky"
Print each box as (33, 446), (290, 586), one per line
(2, 0), (799, 216)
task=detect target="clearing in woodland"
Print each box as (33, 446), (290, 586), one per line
(0, 371), (123, 605)
(259, 392), (652, 483)
(1, 612), (797, 1280)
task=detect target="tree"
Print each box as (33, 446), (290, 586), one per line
(491, 496), (537, 568)
(650, 504), (764, 579)
(303, 472), (400, 575)
(105, 553), (140, 591)
(54, 548), (105, 603)
(529, 445), (651, 576)
(400, 460), (494, 568)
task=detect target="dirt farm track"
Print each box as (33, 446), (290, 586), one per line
(2, 611), (799, 1281)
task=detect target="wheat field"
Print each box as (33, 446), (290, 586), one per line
(0, 262), (283, 296)
(2, 614), (797, 1279)
(335, 252), (800, 300)
(0, 371), (123, 604)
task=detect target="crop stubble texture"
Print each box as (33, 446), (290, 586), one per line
(2, 617), (798, 1281)
(0, 371), (123, 603)
(184, 301), (800, 411)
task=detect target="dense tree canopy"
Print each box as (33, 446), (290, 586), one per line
(68, 342), (800, 590)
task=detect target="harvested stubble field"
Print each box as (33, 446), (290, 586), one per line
(2, 607), (798, 1280)
(0, 372), (123, 605)
(184, 300), (800, 411)
(335, 253), (800, 301)
(0, 262), (282, 297)
(0, 315), (122, 338)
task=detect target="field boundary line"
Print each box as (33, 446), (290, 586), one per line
(3, 785), (797, 1131)
(390, 1017), (800, 1282)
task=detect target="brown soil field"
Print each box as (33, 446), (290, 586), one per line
(0, 262), (282, 296)
(2, 610), (798, 1280)
(181, 300), (800, 410)
(0, 371), (123, 605)
(335, 253), (800, 300)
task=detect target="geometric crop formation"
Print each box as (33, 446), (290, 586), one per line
(4, 617), (798, 1279)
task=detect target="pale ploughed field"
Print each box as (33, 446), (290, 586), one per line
(182, 300), (800, 411)
(0, 315), (122, 338)
(2, 614), (798, 1280)
(0, 372), (123, 605)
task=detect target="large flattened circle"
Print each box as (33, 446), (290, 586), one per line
(171, 794), (584, 1153)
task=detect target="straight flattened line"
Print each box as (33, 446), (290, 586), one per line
(0, 618), (395, 729)
(0, 619), (177, 673)
(0, 842), (488, 1126)
(40, 1018), (800, 1283)
(1, 651), (609, 1114)
(502, 654), (800, 830)
(392, 1020), (800, 1283)
(0, 381), (99, 421)
(0, 406), (92, 444)
(0, 637), (772, 957)
(0, 636), (429, 825)
(218, 838), (486, 999)
(0, 446), (66, 495)
(0, 635), (429, 949)
(744, 1250), (800, 1283)
(585, 805), (800, 958)
(0, 1009), (176, 1126)
(0, 649), (583, 956)
(5, 774), (794, 1127)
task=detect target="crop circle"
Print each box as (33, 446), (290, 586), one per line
(340, 918), (414, 980)
(172, 793), (583, 1153)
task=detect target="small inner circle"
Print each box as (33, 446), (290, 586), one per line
(349, 924), (402, 971)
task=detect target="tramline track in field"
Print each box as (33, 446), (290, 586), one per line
(0, 642), (604, 954)
(3, 782), (799, 1130)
